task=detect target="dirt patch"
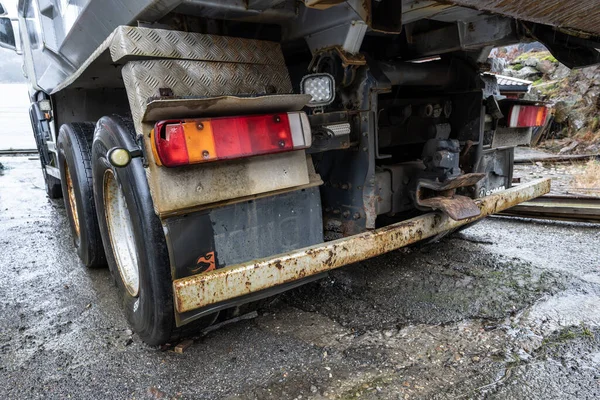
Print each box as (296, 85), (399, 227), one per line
(283, 241), (569, 331)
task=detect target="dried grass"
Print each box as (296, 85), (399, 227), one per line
(574, 129), (600, 143)
(571, 160), (600, 196)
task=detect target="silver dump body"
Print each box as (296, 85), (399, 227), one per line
(14, 0), (600, 94)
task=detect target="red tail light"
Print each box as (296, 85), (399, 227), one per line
(507, 105), (548, 128)
(211, 114), (293, 159)
(155, 121), (190, 167)
(153, 112), (311, 167)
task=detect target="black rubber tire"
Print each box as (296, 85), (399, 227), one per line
(92, 116), (187, 345)
(58, 122), (106, 268)
(30, 107), (62, 199)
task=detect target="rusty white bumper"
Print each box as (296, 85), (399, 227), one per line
(173, 178), (551, 314)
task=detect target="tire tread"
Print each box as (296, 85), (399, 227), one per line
(58, 122), (106, 267)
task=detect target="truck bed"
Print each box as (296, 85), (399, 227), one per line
(17, 0), (600, 94)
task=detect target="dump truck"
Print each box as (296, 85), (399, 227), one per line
(2, 0), (597, 346)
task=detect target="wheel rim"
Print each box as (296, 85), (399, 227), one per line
(104, 170), (140, 297)
(65, 162), (80, 238)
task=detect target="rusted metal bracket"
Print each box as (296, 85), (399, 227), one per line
(415, 173), (486, 221)
(173, 178), (551, 315)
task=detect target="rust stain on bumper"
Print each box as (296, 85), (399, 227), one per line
(173, 178), (551, 314)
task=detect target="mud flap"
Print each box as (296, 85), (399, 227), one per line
(163, 187), (323, 325)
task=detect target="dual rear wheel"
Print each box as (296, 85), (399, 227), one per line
(58, 116), (221, 345)
(57, 122), (105, 267)
(90, 116), (176, 345)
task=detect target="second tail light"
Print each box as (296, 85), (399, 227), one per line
(507, 105), (548, 128)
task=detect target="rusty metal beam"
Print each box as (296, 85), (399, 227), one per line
(173, 178), (551, 313)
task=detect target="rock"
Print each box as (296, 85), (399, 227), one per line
(310, 385), (318, 393)
(521, 57), (538, 68)
(583, 86), (600, 106)
(574, 80), (591, 95)
(536, 59), (557, 75)
(582, 66), (599, 80)
(559, 141), (579, 154)
(568, 109), (587, 130)
(551, 64), (571, 80)
(514, 66), (542, 81)
(524, 86), (546, 101)
(490, 58), (506, 74)
(553, 101), (572, 123)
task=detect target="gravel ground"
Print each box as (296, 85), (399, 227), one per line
(1, 156), (599, 399)
(513, 146), (600, 197)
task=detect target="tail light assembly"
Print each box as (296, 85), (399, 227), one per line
(507, 105), (548, 128)
(152, 112), (311, 167)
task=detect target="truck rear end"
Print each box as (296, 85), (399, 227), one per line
(3, 0), (596, 345)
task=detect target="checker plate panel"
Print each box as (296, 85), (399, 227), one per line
(110, 26), (287, 66)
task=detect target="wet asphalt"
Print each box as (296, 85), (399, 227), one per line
(0, 156), (599, 400)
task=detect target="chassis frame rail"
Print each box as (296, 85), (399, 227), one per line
(173, 178), (551, 314)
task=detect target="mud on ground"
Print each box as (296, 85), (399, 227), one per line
(1, 156), (599, 399)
